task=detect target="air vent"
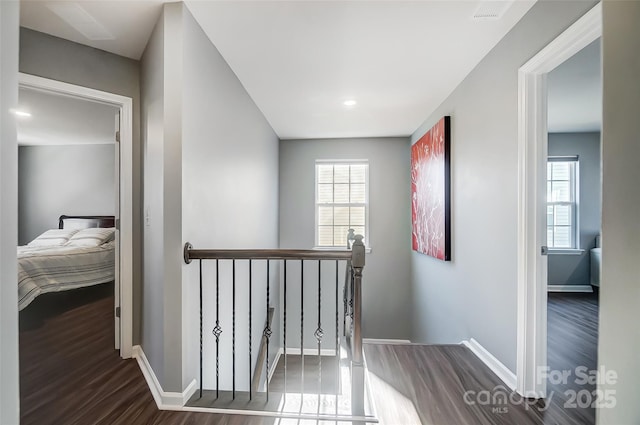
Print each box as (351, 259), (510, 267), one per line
(47, 3), (114, 41)
(473, 1), (514, 20)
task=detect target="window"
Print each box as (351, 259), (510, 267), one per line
(315, 161), (369, 248)
(547, 157), (579, 249)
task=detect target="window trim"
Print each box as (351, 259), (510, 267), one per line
(314, 159), (370, 249)
(547, 156), (580, 250)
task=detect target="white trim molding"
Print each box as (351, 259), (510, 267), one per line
(516, 3), (601, 399)
(548, 285), (593, 293)
(18, 72), (134, 359)
(133, 345), (197, 408)
(285, 347), (338, 356)
(134, 346), (374, 421)
(259, 347), (283, 392)
(362, 338), (412, 345)
(462, 339), (517, 391)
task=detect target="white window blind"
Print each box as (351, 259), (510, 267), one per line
(315, 161), (369, 248)
(547, 157), (579, 249)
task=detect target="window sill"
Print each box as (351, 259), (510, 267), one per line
(548, 248), (585, 255)
(314, 246), (372, 254)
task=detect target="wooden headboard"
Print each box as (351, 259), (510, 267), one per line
(58, 215), (115, 230)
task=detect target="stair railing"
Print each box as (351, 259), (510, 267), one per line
(183, 234), (366, 415)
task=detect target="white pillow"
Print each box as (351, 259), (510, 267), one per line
(66, 227), (115, 247)
(28, 229), (80, 247)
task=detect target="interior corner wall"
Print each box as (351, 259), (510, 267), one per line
(409, 0), (597, 372)
(180, 3), (280, 391)
(597, 1), (640, 423)
(19, 28), (144, 345)
(279, 137), (412, 341)
(141, 5), (182, 392)
(0, 1), (20, 423)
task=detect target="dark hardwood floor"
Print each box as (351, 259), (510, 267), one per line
(19, 284), (277, 425)
(19, 285), (599, 425)
(546, 292), (599, 425)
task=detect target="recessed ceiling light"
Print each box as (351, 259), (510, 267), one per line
(343, 100), (357, 107)
(12, 110), (32, 118)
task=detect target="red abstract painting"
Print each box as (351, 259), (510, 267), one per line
(411, 116), (451, 261)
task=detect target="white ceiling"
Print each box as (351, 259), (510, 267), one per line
(548, 39), (601, 133)
(17, 87), (119, 146)
(20, 0), (164, 60)
(20, 0), (537, 139)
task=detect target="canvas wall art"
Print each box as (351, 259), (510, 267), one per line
(411, 116), (451, 261)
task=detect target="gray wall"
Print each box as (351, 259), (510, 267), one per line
(409, 0), (597, 372)
(0, 1), (20, 423)
(598, 1), (640, 423)
(547, 132), (601, 286)
(181, 4), (280, 392)
(279, 137), (412, 342)
(18, 144), (116, 245)
(141, 3), (280, 392)
(141, 5), (169, 390)
(19, 28), (144, 344)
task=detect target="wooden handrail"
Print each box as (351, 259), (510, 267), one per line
(184, 244), (353, 263)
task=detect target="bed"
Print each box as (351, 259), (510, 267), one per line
(18, 215), (116, 311)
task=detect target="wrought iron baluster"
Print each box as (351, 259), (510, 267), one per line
(283, 260), (287, 396)
(264, 260), (272, 400)
(335, 259), (339, 414)
(300, 259), (304, 398)
(343, 263), (348, 337)
(315, 260), (323, 414)
(350, 265), (355, 338)
(232, 259), (236, 399)
(212, 259), (222, 399)
(199, 260), (203, 398)
(249, 259), (252, 401)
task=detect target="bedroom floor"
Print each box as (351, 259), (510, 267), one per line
(546, 291), (599, 425)
(19, 284), (599, 425)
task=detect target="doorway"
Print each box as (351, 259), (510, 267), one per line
(515, 3), (601, 399)
(544, 37), (601, 424)
(18, 73), (133, 358)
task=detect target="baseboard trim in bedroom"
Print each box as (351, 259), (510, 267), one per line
(461, 338), (517, 391)
(548, 285), (593, 293)
(132, 345), (197, 409)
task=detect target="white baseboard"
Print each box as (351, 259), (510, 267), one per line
(284, 347), (337, 356)
(267, 347), (283, 384)
(548, 285), (593, 293)
(132, 345), (197, 409)
(362, 338), (411, 345)
(461, 338), (517, 391)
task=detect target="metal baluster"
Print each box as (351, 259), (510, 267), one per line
(249, 259), (252, 401)
(199, 260), (203, 398)
(264, 260), (272, 401)
(343, 263), (348, 337)
(335, 260), (339, 414)
(300, 259), (305, 398)
(283, 260), (287, 396)
(315, 260), (323, 415)
(350, 266), (354, 339)
(212, 259), (222, 399)
(232, 259), (236, 399)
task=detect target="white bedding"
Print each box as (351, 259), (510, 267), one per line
(18, 240), (115, 311)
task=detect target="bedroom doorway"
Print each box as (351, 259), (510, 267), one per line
(516, 3), (601, 398)
(17, 73), (133, 359)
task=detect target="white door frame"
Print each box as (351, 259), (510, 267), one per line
(516, 3), (601, 398)
(18, 72), (134, 359)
